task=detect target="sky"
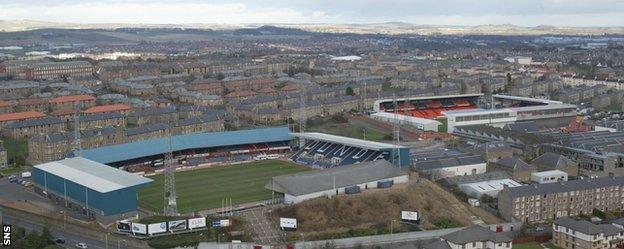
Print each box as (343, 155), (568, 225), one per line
(1, 0), (624, 27)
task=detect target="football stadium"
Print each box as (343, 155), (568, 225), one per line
(372, 94), (577, 133)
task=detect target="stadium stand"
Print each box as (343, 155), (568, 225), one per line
(80, 127), (292, 168)
(290, 132), (410, 168)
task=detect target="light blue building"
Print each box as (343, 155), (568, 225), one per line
(32, 157), (153, 225)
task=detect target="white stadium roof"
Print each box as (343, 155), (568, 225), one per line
(34, 157), (153, 193)
(493, 94), (563, 104)
(291, 132), (406, 150)
(371, 111), (442, 125)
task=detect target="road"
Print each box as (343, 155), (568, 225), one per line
(295, 227), (463, 248)
(2, 211), (145, 249)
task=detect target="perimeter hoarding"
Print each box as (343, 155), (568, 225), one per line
(148, 222), (168, 235)
(188, 217), (207, 229)
(117, 220), (131, 233)
(168, 220), (187, 232)
(131, 223), (147, 235)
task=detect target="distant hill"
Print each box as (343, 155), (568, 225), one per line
(233, 25), (311, 36)
(2, 19), (624, 36)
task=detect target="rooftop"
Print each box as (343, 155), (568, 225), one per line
(0, 111), (46, 123)
(554, 217), (623, 236)
(34, 157), (152, 193)
(83, 104), (131, 114)
(502, 176), (624, 198)
(81, 127), (292, 164)
(441, 225), (512, 244)
(266, 160), (407, 196)
(291, 132), (406, 151)
(49, 94), (95, 104)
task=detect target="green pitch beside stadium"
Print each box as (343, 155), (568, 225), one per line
(138, 160), (310, 213)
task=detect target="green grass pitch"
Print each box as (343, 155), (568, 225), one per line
(138, 160), (310, 214)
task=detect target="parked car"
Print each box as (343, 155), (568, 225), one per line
(55, 238), (66, 244)
(75, 242), (88, 248)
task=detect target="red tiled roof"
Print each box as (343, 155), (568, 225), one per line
(224, 90), (256, 98)
(83, 104), (131, 114)
(0, 100), (16, 108)
(18, 98), (48, 106)
(51, 109), (76, 116)
(50, 94), (95, 104)
(257, 87), (277, 93)
(280, 83), (300, 92)
(189, 83), (223, 91)
(0, 111), (46, 122)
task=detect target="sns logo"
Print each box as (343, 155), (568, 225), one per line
(2, 225), (10, 246)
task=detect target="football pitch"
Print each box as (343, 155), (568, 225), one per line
(138, 160), (310, 214)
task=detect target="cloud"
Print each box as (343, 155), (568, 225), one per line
(0, 0), (623, 26)
(0, 2), (325, 24)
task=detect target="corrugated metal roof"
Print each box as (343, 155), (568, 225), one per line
(266, 160), (407, 196)
(291, 132), (406, 150)
(80, 127), (292, 164)
(34, 157), (152, 193)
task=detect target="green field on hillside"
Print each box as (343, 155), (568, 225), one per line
(138, 160), (310, 214)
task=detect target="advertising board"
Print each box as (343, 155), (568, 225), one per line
(279, 218), (297, 230)
(188, 217), (207, 229)
(168, 220), (187, 232)
(131, 223), (147, 235)
(148, 222), (168, 235)
(116, 220), (131, 233)
(401, 211), (420, 222)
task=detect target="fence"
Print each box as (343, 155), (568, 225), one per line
(1, 204), (149, 249)
(512, 234), (552, 244)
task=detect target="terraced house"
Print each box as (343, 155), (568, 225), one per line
(128, 107), (177, 126)
(498, 176), (624, 223)
(75, 112), (125, 130)
(173, 114), (224, 135)
(49, 94), (96, 110)
(553, 217), (624, 249)
(28, 127), (123, 164)
(3, 116), (66, 139)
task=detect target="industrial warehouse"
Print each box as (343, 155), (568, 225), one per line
(265, 160), (408, 203)
(32, 157), (153, 225)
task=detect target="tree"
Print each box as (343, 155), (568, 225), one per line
(345, 86), (354, 96)
(40, 227), (55, 246)
(23, 230), (44, 249)
(216, 72), (225, 80)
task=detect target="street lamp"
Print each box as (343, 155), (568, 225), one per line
(60, 210), (66, 229)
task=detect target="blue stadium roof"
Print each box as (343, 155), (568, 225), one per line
(80, 127), (292, 164)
